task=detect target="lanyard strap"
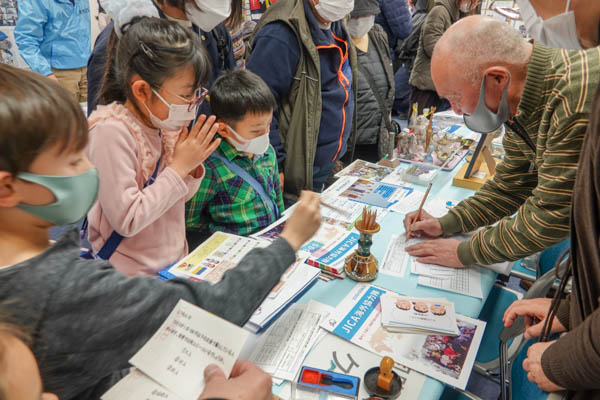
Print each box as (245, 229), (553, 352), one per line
(84, 155), (162, 260)
(210, 153), (280, 220)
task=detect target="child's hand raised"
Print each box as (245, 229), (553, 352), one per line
(170, 115), (221, 179)
(280, 191), (322, 251)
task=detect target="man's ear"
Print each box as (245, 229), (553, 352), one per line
(483, 67), (511, 91)
(482, 67), (511, 112)
(0, 171), (21, 207)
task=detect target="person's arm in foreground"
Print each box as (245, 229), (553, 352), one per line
(404, 111), (585, 267)
(43, 191), (322, 397)
(502, 297), (600, 391)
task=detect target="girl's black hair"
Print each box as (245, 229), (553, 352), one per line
(0, 64), (88, 175)
(99, 16), (211, 110)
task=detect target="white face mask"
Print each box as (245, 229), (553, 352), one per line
(459, 1), (471, 13)
(185, 0), (231, 32)
(144, 89), (198, 131)
(517, 0), (582, 49)
(227, 125), (270, 155)
(314, 0), (355, 23)
(347, 15), (375, 38)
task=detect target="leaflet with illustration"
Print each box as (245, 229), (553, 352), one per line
(320, 284), (485, 390)
(380, 294), (459, 335)
(334, 159), (394, 182)
(162, 232), (264, 282)
(339, 178), (413, 208)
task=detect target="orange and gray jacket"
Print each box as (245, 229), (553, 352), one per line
(247, 0), (358, 198)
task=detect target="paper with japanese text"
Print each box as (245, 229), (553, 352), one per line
(380, 234), (415, 277)
(417, 266), (484, 299)
(380, 294), (459, 335)
(129, 299), (249, 400)
(389, 190), (425, 214)
(165, 232), (264, 283)
(102, 369), (182, 400)
(338, 179), (412, 208)
(320, 284), (485, 390)
(246, 261), (321, 332)
(249, 301), (333, 381)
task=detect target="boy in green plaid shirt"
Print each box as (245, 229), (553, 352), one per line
(185, 70), (284, 246)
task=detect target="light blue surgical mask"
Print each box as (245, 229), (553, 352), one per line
(463, 73), (511, 133)
(17, 169), (99, 226)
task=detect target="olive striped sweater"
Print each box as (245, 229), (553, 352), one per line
(439, 43), (600, 266)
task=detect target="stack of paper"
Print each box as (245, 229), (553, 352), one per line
(245, 261), (320, 333)
(304, 231), (359, 276)
(380, 294), (459, 335)
(102, 300), (248, 400)
(249, 301), (333, 383)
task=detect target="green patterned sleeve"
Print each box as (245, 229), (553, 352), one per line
(185, 159), (217, 231)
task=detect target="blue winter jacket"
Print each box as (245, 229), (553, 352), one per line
(375, 0), (412, 54)
(246, 0), (354, 170)
(15, 0), (90, 75)
(87, 19), (234, 116)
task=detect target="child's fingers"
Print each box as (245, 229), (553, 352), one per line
(195, 115), (217, 140)
(199, 121), (220, 148)
(190, 114), (208, 137)
(203, 138), (221, 159)
(176, 127), (189, 146)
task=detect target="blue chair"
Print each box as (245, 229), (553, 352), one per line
(511, 240), (570, 282)
(510, 258), (537, 282)
(537, 239), (570, 276)
(474, 284), (523, 376)
(474, 240), (569, 378)
(498, 258), (569, 400)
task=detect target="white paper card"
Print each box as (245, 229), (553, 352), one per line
(250, 301), (333, 381)
(389, 190), (425, 214)
(417, 266), (483, 299)
(130, 299), (249, 400)
(102, 369), (182, 400)
(380, 234), (413, 277)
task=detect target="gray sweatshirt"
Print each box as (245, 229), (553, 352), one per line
(0, 228), (296, 399)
